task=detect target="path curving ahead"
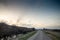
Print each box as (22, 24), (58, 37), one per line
(27, 30), (52, 40)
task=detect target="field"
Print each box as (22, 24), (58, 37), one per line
(44, 29), (60, 40)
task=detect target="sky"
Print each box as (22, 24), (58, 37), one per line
(0, 0), (60, 29)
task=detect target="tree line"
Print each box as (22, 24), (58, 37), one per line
(43, 28), (60, 32)
(0, 22), (35, 40)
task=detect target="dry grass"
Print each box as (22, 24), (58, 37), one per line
(44, 31), (60, 40)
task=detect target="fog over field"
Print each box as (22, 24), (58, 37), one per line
(0, 0), (60, 29)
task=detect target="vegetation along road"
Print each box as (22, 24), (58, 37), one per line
(27, 30), (52, 40)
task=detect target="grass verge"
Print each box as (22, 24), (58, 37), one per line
(19, 31), (36, 40)
(45, 31), (60, 40)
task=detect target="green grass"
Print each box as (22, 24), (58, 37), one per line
(45, 31), (60, 40)
(19, 31), (36, 40)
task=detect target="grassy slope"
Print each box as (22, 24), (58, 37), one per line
(18, 31), (36, 40)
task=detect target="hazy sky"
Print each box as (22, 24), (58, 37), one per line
(0, 0), (60, 29)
